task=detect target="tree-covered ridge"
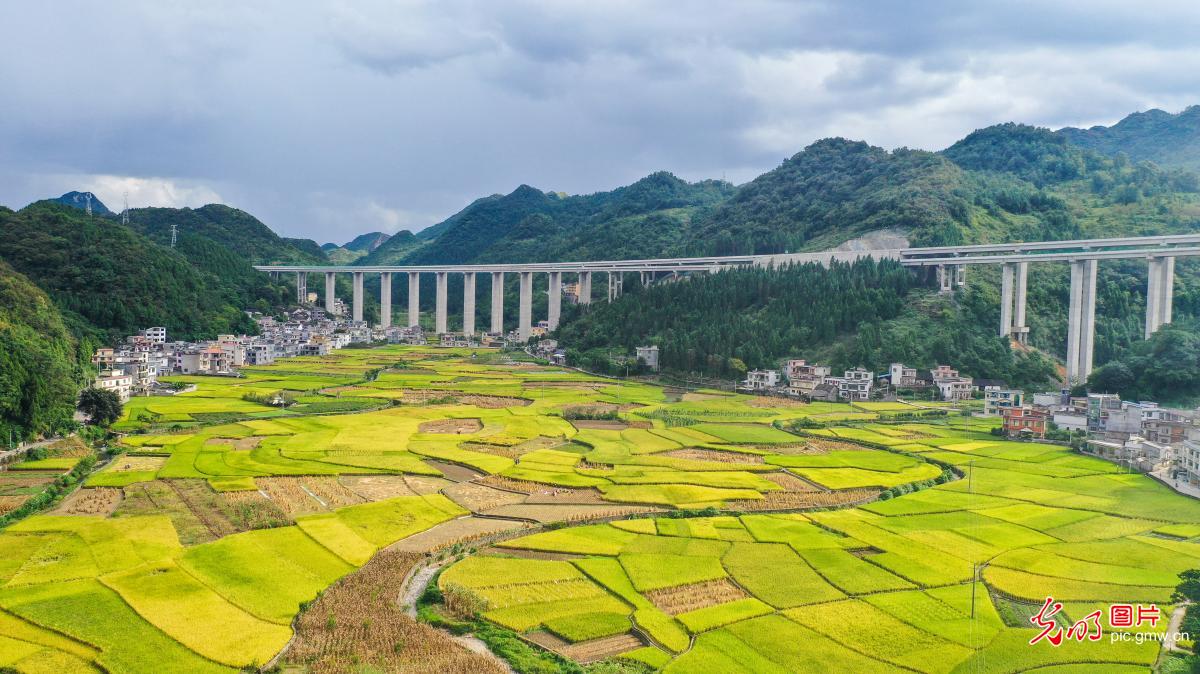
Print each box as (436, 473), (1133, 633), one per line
(369, 172), (735, 265)
(0, 202), (260, 341)
(127, 204), (325, 265)
(557, 260), (1057, 388)
(1058, 106), (1200, 172)
(0, 260), (88, 441)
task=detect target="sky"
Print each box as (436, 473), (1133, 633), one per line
(1, 1), (1198, 243)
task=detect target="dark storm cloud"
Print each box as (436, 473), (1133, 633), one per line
(0, 0), (1196, 242)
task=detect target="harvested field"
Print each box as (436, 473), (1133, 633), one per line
(398, 389), (462, 403)
(105, 455), (167, 473)
(56, 487), (122, 515)
(805, 439), (871, 453)
(513, 436), (568, 452)
(459, 395), (529, 408)
(205, 436), (264, 450)
(665, 448), (765, 464)
(525, 631), (570, 651)
(116, 480), (227, 544)
(419, 418), (483, 434)
(763, 472), (821, 492)
(285, 549), (505, 674)
(0, 495), (26, 514)
(477, 475), (542, 494)
(524, 487), (608, 505)
(404, 475), (455, 495)
(341, 475), (419, 501)
(301, 477), (366, 509)
(460, 442), (523, 459)
(725, 488), (879, 512)
(443, 482), (527, 512)
(44, 437), (93, 457)
(647, 578), (748, 615)
(561, 634), (642, 663)
(388, 516), (533, 553)
(0, 474), (55, 495)
(572, 420), (628, 430)
(423, 460), (481, 483)
(480, 503), (659, 523)
(258, 477), (326, 514)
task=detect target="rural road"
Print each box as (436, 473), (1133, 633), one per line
(1164, 603), (1190, 653)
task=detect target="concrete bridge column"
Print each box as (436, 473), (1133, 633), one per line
(296, 272), (307, 304)
(351, 271), (364, 322)
(1000, 263), (1015, 337)
(1013, 262), (1029, 344)
(435, 271), (448, 334)
(325, 272), (336, 314)
(462, 272), (476, 336)
(518, 271), (533, 341)
(577, 271), (592, 305)
(407, 272), (420, 328)
(607, 272), (616, 302)
(1066, 259), (1098, 385)
(1146, 256), (1176, 338)
(379, 272), (392, 328)
(491, 272), (504, 334)
(547, 271), (562, 331)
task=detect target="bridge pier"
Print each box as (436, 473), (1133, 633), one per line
(999, 262), (1029, 343)
(379, 272), (392, 328)
(407, 272), (420, 327)
(1066, 259), (1098, 386)
(351, 272), (364, 322)
(435, 272), (448, 334)
(577, 271), (592, 305)
(296, 272), (307, 304)
(462, 272), (476, 336)
(937, 265), (966, 294)
(547, 271), (562, 331)
(325, 272), (336, 315)
(1146, 256), (1175, 338)
(491, 272), (504, 334)
(518, 272), (533, 341)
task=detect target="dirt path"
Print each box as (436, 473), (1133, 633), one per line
(1164, 602), (1190, 653)
(399, 557), (516, 674)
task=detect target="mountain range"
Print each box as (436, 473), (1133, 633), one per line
(3, 106), (1200, 438)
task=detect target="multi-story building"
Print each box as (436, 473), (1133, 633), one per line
(1086, 393), (1122, 431)
(94, 369), (133, 402)
(743, 370), (781, 391)
(91, 347), (115, 369)
(984, 389), (1024, 416)
(888, 363), (917, 388)
(140, 327), (167, 344)
(827, 368), (873, 401)
(1002, 407), (1048, 437)
(931, 365), (973, 401)
(636, 346), (660, 371)
(785, 360), (831, 396)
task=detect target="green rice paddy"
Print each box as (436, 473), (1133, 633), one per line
(0, 345), (1193, 672)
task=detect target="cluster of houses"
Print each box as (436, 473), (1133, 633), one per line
(741, 360), (979, 404)
(89, 309), (452, 402)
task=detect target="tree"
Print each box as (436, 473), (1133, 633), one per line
(78, 388), (122, 426)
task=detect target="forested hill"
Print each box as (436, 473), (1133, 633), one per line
(0, 259), (91, 441)
(127, 204), (325, 265)
(360, 172), (735, 265)
(0, 202), (282, 341)
(1058, 106), (1200, 172)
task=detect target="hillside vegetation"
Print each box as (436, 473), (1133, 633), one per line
(0, 259), (88, 441)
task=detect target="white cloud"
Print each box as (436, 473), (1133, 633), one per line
(75, 174), (224, 211)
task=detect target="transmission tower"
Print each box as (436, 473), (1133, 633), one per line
(170, 224), (178, 248)
(84, 193), (92, 216)
(121, 192), (129, 225)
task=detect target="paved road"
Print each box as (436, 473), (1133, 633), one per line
(0, 437), (64, 467)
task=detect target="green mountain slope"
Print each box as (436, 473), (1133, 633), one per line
(1058, 106), (1200, 172)
(127, 204), (324, 265)
(0, 202), (263, 341)
(0, 258), (89, 440)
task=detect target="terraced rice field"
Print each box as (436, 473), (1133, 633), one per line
(1, 345), (1194, 673)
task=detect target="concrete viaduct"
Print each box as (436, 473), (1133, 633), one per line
(256, 233), (1200, 386)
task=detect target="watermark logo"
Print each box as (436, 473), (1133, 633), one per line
(1028, 597), (1174, 647)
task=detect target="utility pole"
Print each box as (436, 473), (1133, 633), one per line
(170, 224), (178, 248)
(121, 192), (129, 225)
(84, 193), (92, 217)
